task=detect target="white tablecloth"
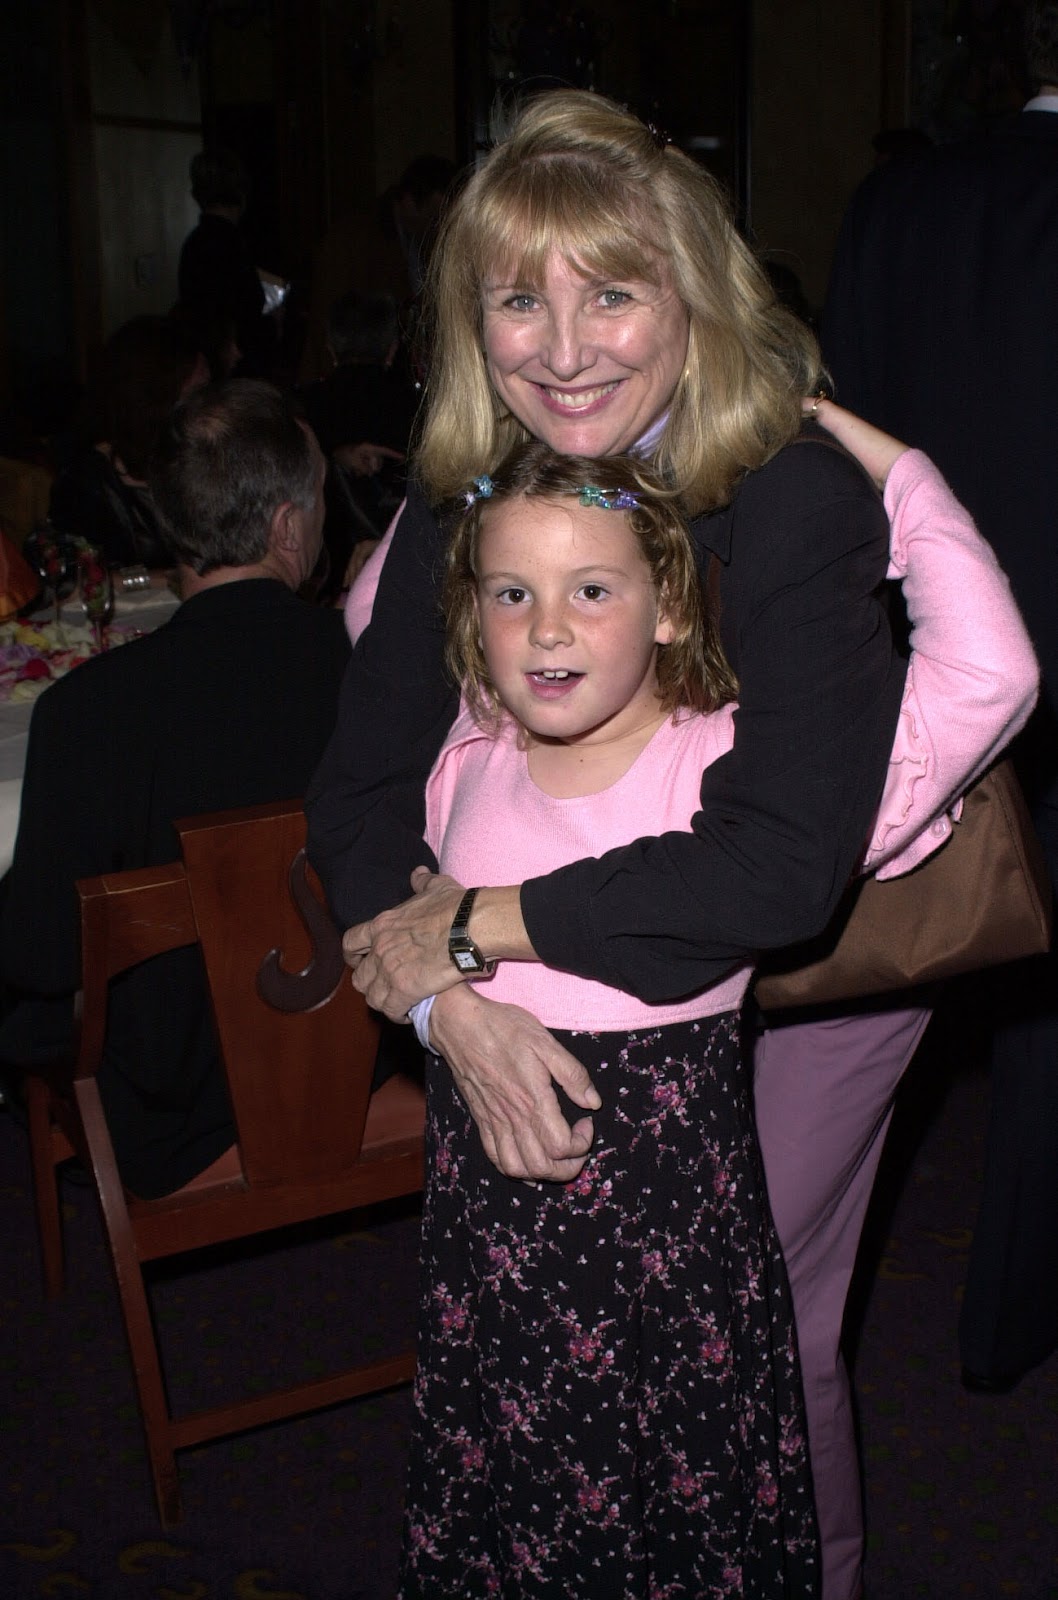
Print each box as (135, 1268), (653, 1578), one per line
(0, 587), (179, 874)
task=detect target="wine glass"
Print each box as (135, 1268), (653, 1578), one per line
(76, 548), (114, 652)
(29, 522), (70, 627)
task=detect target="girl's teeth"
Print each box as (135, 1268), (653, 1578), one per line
(542, 670), (569, 679)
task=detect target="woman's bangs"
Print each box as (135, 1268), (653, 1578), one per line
(476, 165), (666, 290)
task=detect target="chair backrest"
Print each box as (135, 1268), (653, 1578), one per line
(75, 861), (197, 1083)
(175, 800), (381, 1187)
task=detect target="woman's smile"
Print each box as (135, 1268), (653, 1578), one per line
(535, 380), (623, 414)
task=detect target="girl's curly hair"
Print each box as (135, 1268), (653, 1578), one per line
(442, 440), (737, 729)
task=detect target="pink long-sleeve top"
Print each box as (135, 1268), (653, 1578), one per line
(421, 450), (1037, 1032)
(864, 450), (1037, 877)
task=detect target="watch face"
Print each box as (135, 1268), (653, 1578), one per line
(453, 947), (481, 972)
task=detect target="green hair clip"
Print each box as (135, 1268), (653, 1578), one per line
(579, 485), (640, 511)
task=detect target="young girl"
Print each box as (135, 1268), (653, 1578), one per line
(398, 434), (1037, 1600)
(403, 441), (817, 1599)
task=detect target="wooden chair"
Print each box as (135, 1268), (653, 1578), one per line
(25, 799), (425, 1527)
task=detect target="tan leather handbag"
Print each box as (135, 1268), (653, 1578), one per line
(754, 758), (1053, 1012)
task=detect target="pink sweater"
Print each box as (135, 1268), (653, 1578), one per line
(418, 450), (1037, 1031)
(427, 705), (749, 1028)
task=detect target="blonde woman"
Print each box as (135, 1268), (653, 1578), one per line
(306, 91), (1025, 1600)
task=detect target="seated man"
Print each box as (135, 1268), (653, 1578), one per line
(0, 380), (350, 1197)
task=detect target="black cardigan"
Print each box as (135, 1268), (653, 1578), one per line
(306, 426), (907, 1004)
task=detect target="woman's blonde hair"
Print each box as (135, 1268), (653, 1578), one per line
(442, 441), (738, 729)
(417, 89), (822, 515)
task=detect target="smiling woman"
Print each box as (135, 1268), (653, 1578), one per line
(306, 88), (907, 1600)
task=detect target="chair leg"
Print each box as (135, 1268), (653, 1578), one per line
(25, 1076), (65, 1298)
(150, 1443), (184, 1529)
(77, 1084), (184, 1525)
(103, 1208), (184, 1526)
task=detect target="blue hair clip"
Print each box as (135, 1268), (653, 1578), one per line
(579, 485), (640, 511)
(463, 474), (494, 508)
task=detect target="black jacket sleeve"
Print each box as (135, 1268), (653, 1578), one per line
(305, 486), (458, 925)
(518, 440), (907, 1002)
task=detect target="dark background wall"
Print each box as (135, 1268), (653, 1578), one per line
(0, 0), (1036, 445)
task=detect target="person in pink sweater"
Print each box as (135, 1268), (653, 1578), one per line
(398, 432), (1036, 1599)
(353, 404), (1037, 1600)
(402, 441), (816, 1598)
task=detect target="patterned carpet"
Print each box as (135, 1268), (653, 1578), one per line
(2, 1013), (1057, 1599)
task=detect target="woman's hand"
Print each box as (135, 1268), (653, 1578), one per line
(343, 870), (537, 1019)
(806, 396), (907, 491)
(343, 869), (468, 1017)
(429, 985), (601, 1181)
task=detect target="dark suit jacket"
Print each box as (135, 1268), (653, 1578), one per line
(0, 579), (351, 1195)
(178, 213), (273, 377)
(823, 111), (1058, 706)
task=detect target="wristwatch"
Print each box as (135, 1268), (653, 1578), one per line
(448, 887), (496, 976)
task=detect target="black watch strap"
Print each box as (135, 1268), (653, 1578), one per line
(448, 887), (496, 976)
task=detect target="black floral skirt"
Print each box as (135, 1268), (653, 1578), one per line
(400, 1012), (819, 1599)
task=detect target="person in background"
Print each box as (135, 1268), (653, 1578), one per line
(178, 148), (276, 379)
(301, 290), (419, 594)
(823, 0), (1058, 1396)
(302, 289), (417, 470)
(298, 155), (458, 386)
(171, 300), (243, 383)
(0, 381), (350, 1198)
(46, 315), (208, 570)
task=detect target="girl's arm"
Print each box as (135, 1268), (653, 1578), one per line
(864, 448), (1038, 875)
(810, 400), (1038, 877)
(342, 498), (404, 643)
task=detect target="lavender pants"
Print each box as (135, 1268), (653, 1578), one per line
(754, 1005), (932, 1600)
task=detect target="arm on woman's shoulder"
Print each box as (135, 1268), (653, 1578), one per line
(520, 436), (907, 1003)
(864, 449), (1039, 877)
(342, 498), (404, 643)
(305, 485), (460, 927)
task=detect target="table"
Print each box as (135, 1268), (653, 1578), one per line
(0, 587), (179, 874)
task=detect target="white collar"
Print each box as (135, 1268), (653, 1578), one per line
(1024, 92), (1058, 113)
